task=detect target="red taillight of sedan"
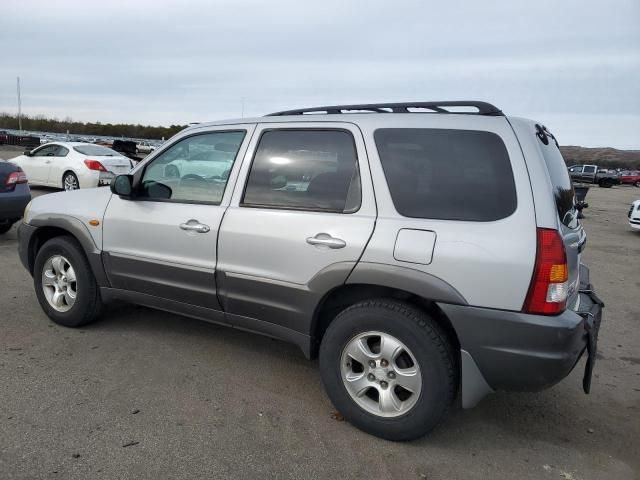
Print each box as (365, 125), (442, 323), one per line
(83, 159), (107, 172)
(5, 169), (28, 186)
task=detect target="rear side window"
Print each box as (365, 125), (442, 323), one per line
(374, 128), (517, 221)
(242, 129), (361, 213)
(538, 133), (578, 229)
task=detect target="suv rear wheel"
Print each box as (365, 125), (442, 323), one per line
(319, 299), (456, 441)
(33, 236), (103, 327)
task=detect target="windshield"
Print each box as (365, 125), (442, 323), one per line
(73, 145), (120, 156)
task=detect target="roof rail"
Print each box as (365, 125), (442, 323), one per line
(266, 101), (503, 117)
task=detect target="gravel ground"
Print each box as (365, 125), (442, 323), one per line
(0, 154), (638, 479)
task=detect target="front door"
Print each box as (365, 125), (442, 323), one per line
(217, 123), (377, 333)
(45, 145), (70, 186)
(102, 125), (256, 312)
(23, 145), (57, 184)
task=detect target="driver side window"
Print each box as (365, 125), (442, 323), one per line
(33, 145), (57, 157)
(139, 130), (246, 204)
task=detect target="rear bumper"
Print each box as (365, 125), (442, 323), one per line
(0, 184), (31, 221)
(438, 264), (603, 407)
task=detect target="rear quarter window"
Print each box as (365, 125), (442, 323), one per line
(374, 128), (517, 221)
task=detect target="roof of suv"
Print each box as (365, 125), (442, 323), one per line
(188, 101), (509, 131)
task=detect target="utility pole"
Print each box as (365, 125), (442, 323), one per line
(17, 76), (22, 132)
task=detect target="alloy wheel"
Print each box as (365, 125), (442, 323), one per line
(64, 174), (79, 190)
(41, 255), (77, 312)
(340, 331), (422, 417)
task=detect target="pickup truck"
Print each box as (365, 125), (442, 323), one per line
(568, 165), (619, 187)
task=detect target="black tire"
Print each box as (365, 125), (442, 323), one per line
(0, 222), (13, 234)
(598, 179), (613, 188)
(319, 299), (457, 441)
(62, 171), (79, 190)
(33, 236), (103, 327)
(635, 181), (640, 188)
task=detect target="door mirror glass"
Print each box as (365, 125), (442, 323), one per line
(111, 174), (133, 197)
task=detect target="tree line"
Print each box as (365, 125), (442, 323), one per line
(0, 112), (186, 140)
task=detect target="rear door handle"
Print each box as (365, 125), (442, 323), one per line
(180, 219), (210, 233)
(306, 233), (346, 249)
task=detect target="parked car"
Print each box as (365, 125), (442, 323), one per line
(16, 101), (603, 441)
(136, 141), (156, 154)
(0, 160), (31, 234)
(619, 170), (640, 187)
(9, 142), (132, 190)
(568, 164), (619, 187)
(629, 199), (640, 230)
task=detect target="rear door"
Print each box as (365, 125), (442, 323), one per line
(217, 123), (376, 333)
(102, 125), (255, 312)
(581, 165), (596, 183)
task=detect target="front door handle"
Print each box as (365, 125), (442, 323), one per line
(306, 233), (346, 249)
(180, 219), (210, 233)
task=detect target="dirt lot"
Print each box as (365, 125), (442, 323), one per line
(0, 166), (638, 479)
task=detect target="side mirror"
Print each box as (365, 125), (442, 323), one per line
(23, 149), (32, 156)
(111, 174), (133, 198)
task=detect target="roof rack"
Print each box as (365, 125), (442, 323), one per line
(266, 101), (503, 117)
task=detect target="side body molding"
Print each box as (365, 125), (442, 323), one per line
(346, 262), (468, 305)
(27, 214), (110, 287)
(216, 261), (358, 335)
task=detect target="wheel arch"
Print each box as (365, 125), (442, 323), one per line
(26, 216), (109, 287)
(310, 283), (462, 361)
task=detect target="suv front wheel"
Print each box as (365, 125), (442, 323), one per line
(319, 299), (457, 441)
(34, 236), (103, 327)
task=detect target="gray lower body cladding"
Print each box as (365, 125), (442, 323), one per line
(438, 301), (594, 394)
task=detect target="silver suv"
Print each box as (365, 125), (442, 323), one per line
(17, 101), (603, 440)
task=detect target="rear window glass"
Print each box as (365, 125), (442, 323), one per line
(73, 145), (120, 156)
(374, 128), (517, 221)
(538, 136), (579, 229)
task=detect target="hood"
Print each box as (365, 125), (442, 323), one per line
(25, 187), (113, 247)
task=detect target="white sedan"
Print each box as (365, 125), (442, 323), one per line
(629, 199), (640, 230)
(10, 142), (133, 190)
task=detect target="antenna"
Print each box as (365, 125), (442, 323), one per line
(17, 76), (22, 132)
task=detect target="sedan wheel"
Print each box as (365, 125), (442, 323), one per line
(63, 172), (79, 190)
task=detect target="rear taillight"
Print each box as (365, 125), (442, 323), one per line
(523, 228), (569, 315)
(84, 159), (107, 172)
(5, 169), (28, 186)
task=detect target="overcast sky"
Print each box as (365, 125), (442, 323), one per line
(2, 0), (639, 148)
